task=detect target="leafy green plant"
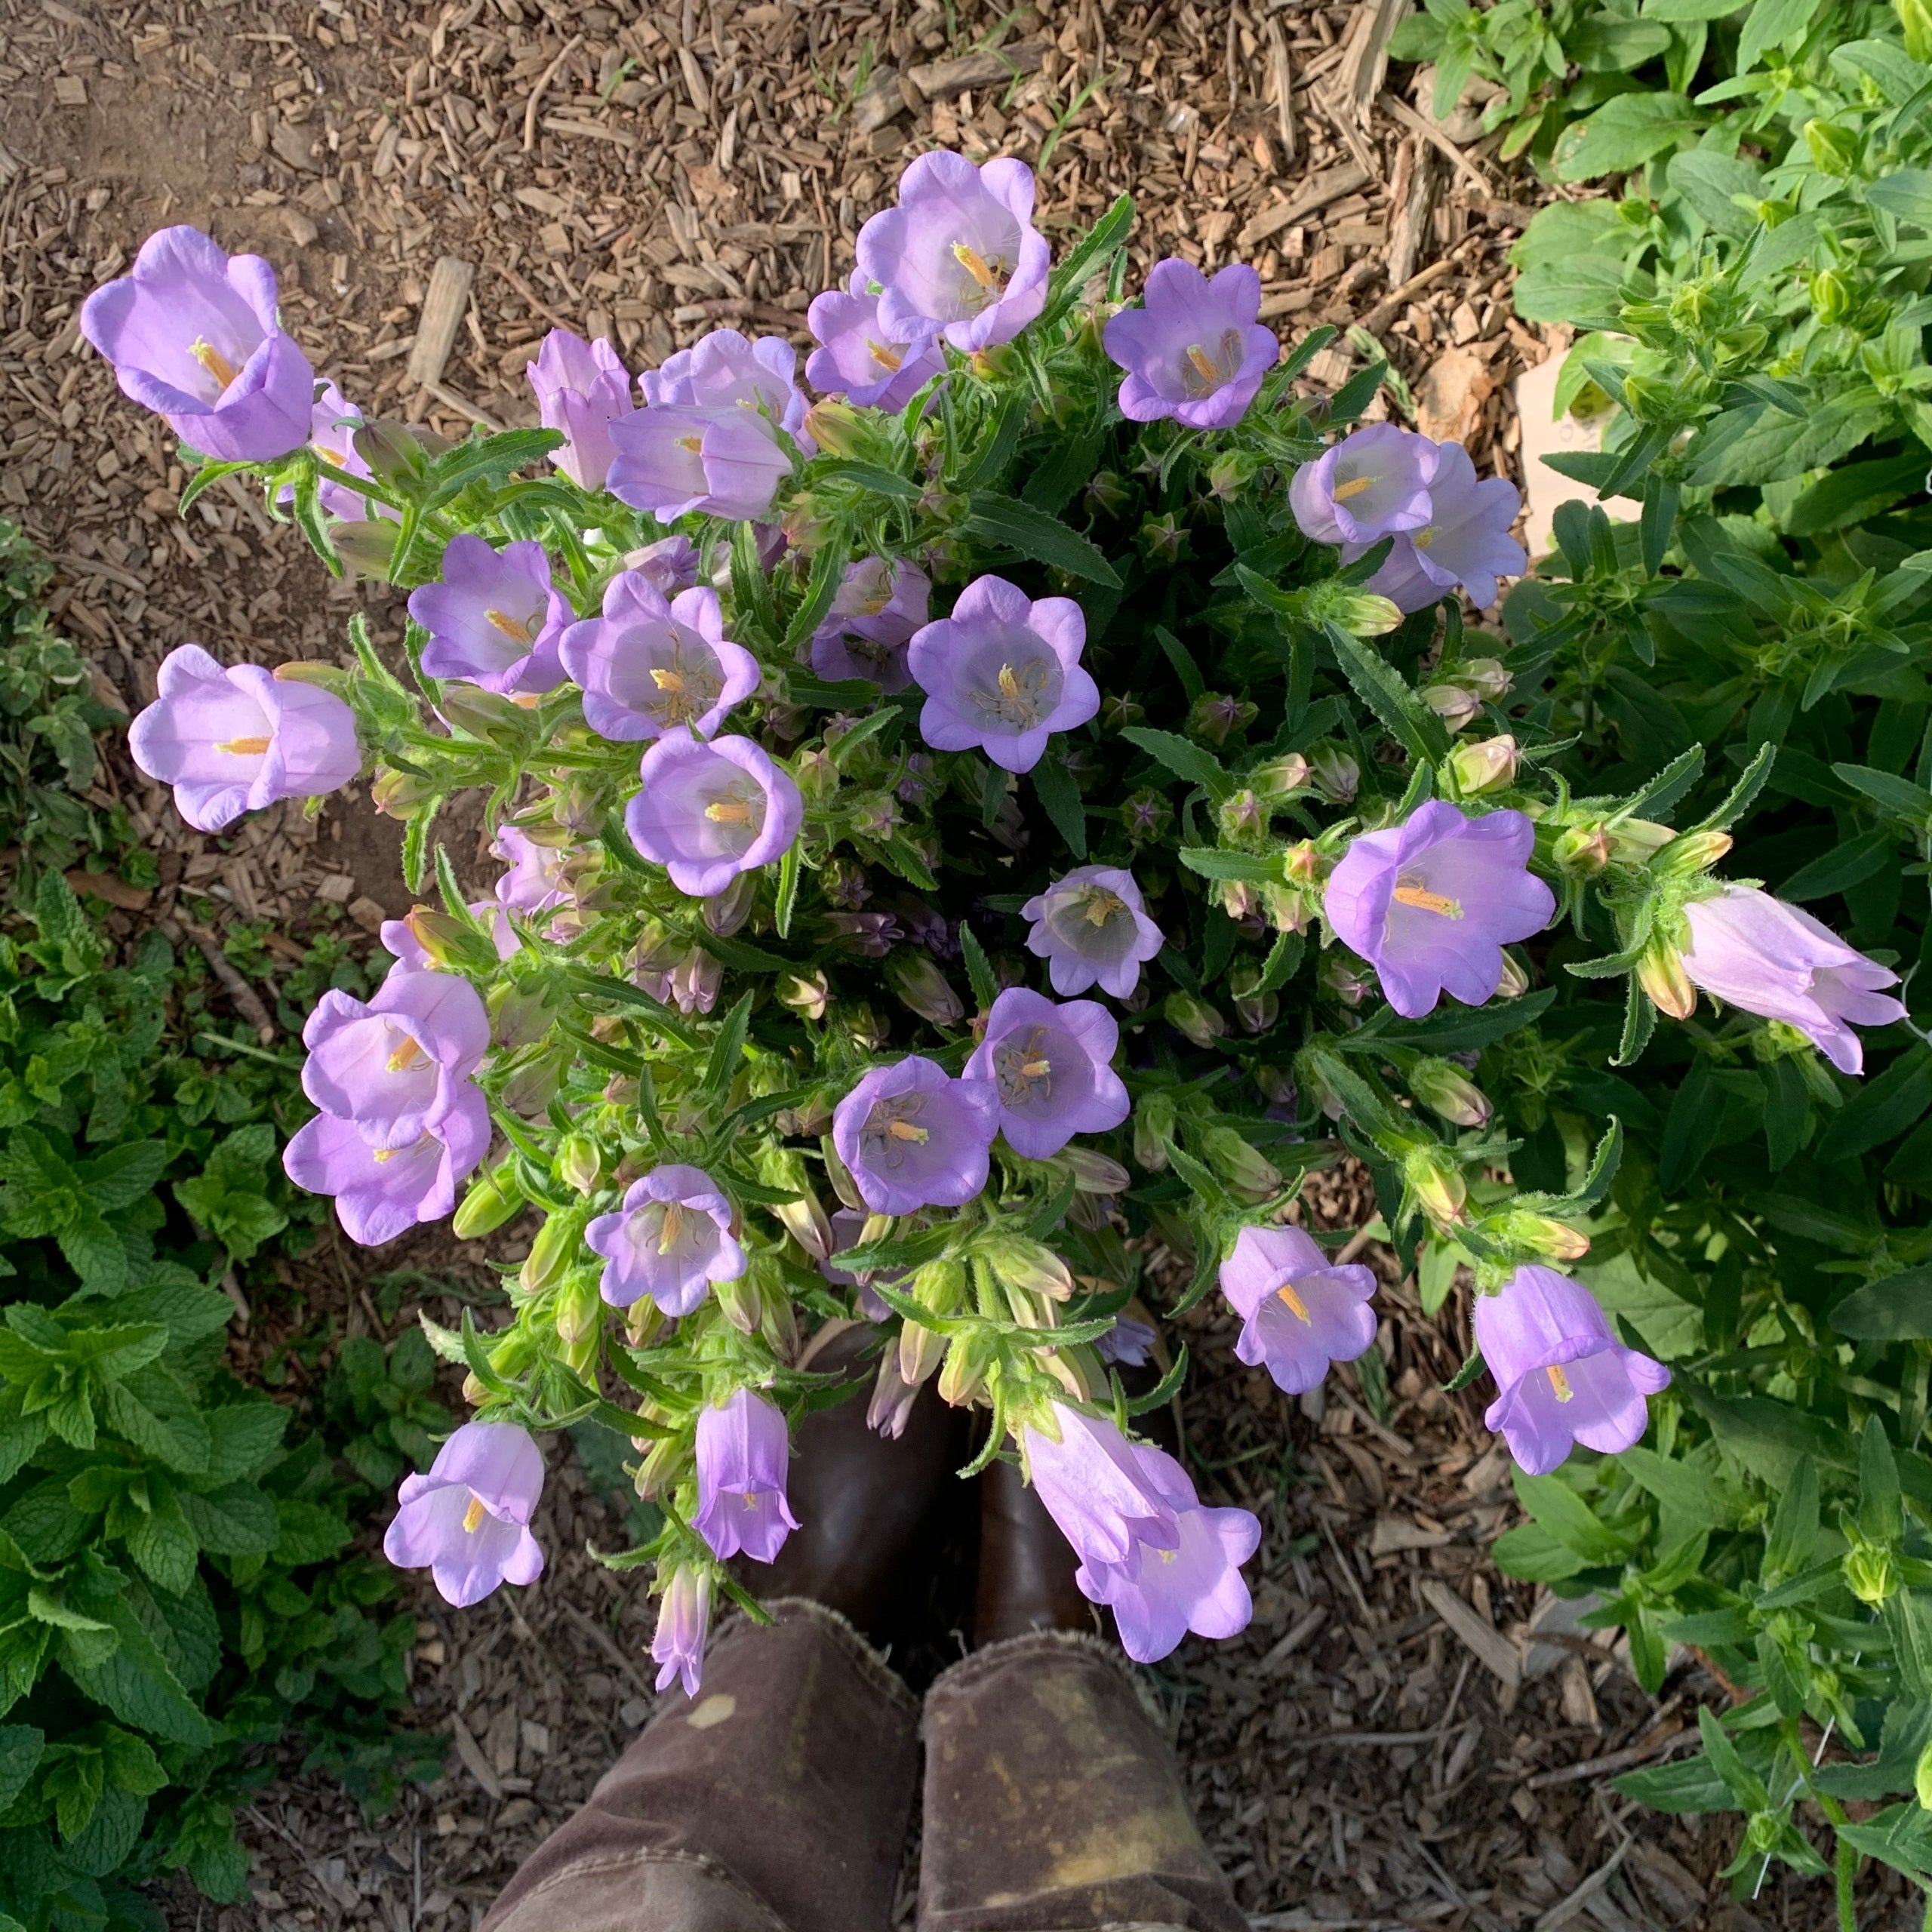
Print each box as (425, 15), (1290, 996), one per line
(322, 1329), (452, 1490)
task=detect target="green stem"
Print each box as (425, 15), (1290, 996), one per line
(1835, 1830), (1857, 1932)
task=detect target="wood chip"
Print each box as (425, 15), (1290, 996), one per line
(66, 869), (151, 911)
(1420, 1578), (1521, 1690)
(907, 44), (1045, 100)
(449, 1712), (504, 1801)
(406, 255), (476, 389)
(1238, 162), (1371, 248)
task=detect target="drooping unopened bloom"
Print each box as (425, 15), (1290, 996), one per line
(1347, 441), (1525, 613)
(1020, 1404), (1180, 1567)
(651, 1563), (712, 1699)
(806, 271), (946, 411)
(297, 381), (390, 521)
(301, 962), (490, 1150)
(80, 225), (314, 462)
(1475, 1266), (1670, 1475)
(627, 534), (700, 595)
(526, 327), (634, 490)
(1219, 1224), (1377, 1396)
(907, 575), (1097, 773)
(1680, 884), (1906, 1075)
(832, 1056), (998, 1214)
(1096, 1316), (1157, 1367)
(964, 987), (1129, 1159)
(1021, 865), (1165, 998)
(606, 403), (795, 523)
(629, 922), (724, 1015)
(1290, 422), (1436, 546)
(492, 824), (574, 916)
(129, 644), (361, 832)
(1324, 801), (1554, 1019)
(856, 151), (1051, 352)
(642, 328), (811, 441)
(283, 1083), (491, 1245)
(624, 730), (803, 898)
(1103, 259), (1278, 430)
(382, 1420), (546, 1607)
(380, 900), (520, 970)
(561, 574), (760, 742)
(694, 1388), (800, 1564)
(810, 557), (931, 692)
(408, 535), (569, 694)
(586, 1164), (746, 1315)
(867, 1350), (922, 1439)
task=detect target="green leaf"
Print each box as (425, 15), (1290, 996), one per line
(1779, 828), (1894, 902)
(272, 1499), (353, 1566)
(75, 1141), (169, 1214)
(1831, 1267), (1932, 1341)
(126, 1511), (199, 1597)
(1820, 1045), (1932, 1161)
(1554, 94), (1702, 182)
(1832, 761), (1932, 824)
(1324, 623), (1451, 764)
(1764, 1455), (1820, 1581)
(176, 1484), (277, 1558)
(1836, 1801), (1932, 1883)
(1737, 0), (1814, 68)
(1176, 847), (1282, 884)
(1614, 1752), (1736, 1814)
(1118, 726), (1230, 789)
(1041, 192), (1134, 324)
(66, 1599), (216, 1746)
(0, 1727), (42, 1813)
(959, 922), (999, 1012)
(1032, 750), (1088, 859)
(1665, 150), (1765, 237)
(1491, 1521), (1588, 1583)
(1512, 1466), (1633, 1564)
(962, 493), (1121, 586)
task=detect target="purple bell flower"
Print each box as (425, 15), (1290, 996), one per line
(832, 1056), (999, 1215)
(382, 1420), (545, 1608)
(300, 961), (490, 1151)
(561, 574), (760, 743)
(627, 534), (700, 595)
(1095, 1316), (1157, 1367)
(586, 1164), (746, 1315)
(129, 644), (361, 834)
(491, 825), (574, 917)
(294, 381), (390, 521)
(1681, 884), (1906, 1075)
(1021, 864), (1165, 998)
(652, 1563), (712, 1698)
(526, 327), (634, 491)
(964, 986), (1130, 1158)
(810, 558), (931, 693)
(1290, 422), (1437, 546)
(1324, 801), (1554, 1019)
(907, 574), (1098, 773)
(606, 401), (795, 524)
(408, 535), (569, 695)
(1475, 1266), (1671, 1475)
(856, 152), (1051, 352)
(1103, 259), (1278, 430)
(624, 730), (803, 898)
(1020, 1404), (1180, 1567)
(79, 225), (314, 463)
(1219, 1224), (1377, 1396)
(1346, 441), (1526, 613)
(694, 1388), (801, 1564)
(283, 1083), (491, 1245)
(642, 328), (811, 442)
(805, 271), (946, 411)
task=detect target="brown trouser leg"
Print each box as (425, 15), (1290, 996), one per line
(484, 1598), (919, 1932)
(918, 1629), (1247, 1932)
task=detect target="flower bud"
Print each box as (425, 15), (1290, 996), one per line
(912, 1257), (967, 1318)
(1900, 0), (1932, 60)
(1804, 116), (1858, 174)
(370, 766), (437, 819)
(1409, 1057), (1492, 1128)
(792, 746), (840, 805)
(937, 1331), (995, 1406)
(328, 516), (401, 580)
(1314, 585), (1402, 636)
(520, 1211), (580, 1295)
(1463, 658), (1512, 701)
(488, 1327), (538, 1380)
(899, 1318), (946, 1385)
(801, 397), (871, 457)
(1102, 691), (1145, 730)
(1499, 1211), (1591, 1261)
(1228, 961), (1278, 1035)
(558, 1134), (601, 1195)
(1810, 268), (1853, 328)
(714, 1268), (762, 1335)
(634, 1434), (685, 1501)
(1307, 743), (1359, 804)
(1218, 787), (1267, 842)
(1423, 682), (1481, 731)
(272, 660), (351, 692)
(1844, 1536), (1899, 1608)
(1085, 469), (1131, 516)
(885, 952), (965, 1026)
(1495, 951), (1531, 999)
(760, 1145), (834, 1260)
(352, 417), (440, 482)
(1914, 1734), (1932, 1812)
(490, 978), (566, 1048)
(984, 1237), (1073, 1300)
(626, 1299), (665, 1349)
(1555, 823), (1611, 876)
(821, 1134), (866, 1211)
(778, 970), (830, 1020)
(1319, 952), (1371, 1006)
(1121, 788), (1173, 841)
(452, 1164), (523, 1239)
(404, 905), (498, 974)
(1188, 691), (1257, 746)
(1134, 1092), (1175, 1172)
(845, 1001), (891, 1052)
(1404, 1149), (1468, 1228)
(1140, 512), (1189, 564)
(554, 1271), (602, 1347)
(1651, 830), (1734, 879)
(1251, 753), (1312, 801)
(1637, 939), (1697, 1020)
(1201, 1125), (1283, 1202)
(1254, 1064), (1295, 1108)
(1607, 817), (1676, 864)
(1164, 990), (1227, 1048)
(1216, 879), (1259, 921)
(1208, 449), (1258, 500)
(1060, 1146), (1131, 1193)
(703, 872), (758, 938)
(1447, 734), (1518, 795)
(437, 682), (535, 746)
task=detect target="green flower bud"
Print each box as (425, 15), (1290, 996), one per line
(821, 1134), (866, 1211)
(451, 1164), (524, 1239)
(1311, 582), (1403, 636)
(984, 1237), (1074, 1300)
(520, 1211), (581, 1295)
(1139, 511), (1189, 563)
(1555, 823), (1611, 875)
(554, 1270), (602, 1347)
(1607, 817), (1677, 864)
(1188, 691), (1257, 746)
(1164, 991), (1228, 1049)
(1134, 1092), (1176, 1172)
(1086, 469), (1132, 515)
(1447, 734), (1518, 795)
(801, 396), (872, 457)
(937, 1331), (995, 1406)
(885, 952), (965, 1026)
(1494, 1210), (1591, 1261)
(714, 1268), (762, 1335)
(1060, 1146), (1131, 1193)
(1228, 961), (1278, 1035)
(1844, 1536), (1899, 1607)
(1652, 831), (1734, 879)
(1121, 787), (1174, 841)
(1201, 1125), (1283, 1202)
(1496, 952), (1531, 999)
(1914, 1734), (1932, 1810)
(1409, 1057), (1493, 1128)
(1423, 682), (1481, 731)
(1637, 940), (1697, 1020)
(899, 1318), (946, 1385)
(1208, 449), (1257, 500)
(1404, 1149), (1468, 1229)
(1804, 117), (1859, 174)
(436, 681), (537, 746)
(1810, 268), (1853, 328)
(370, 765), (437, 819)
(1251, 752), (1312, 801)
(913, 1257), (967, 1317)
(558, 1134), (601, 1195)
(1900, 0), (1932, 60)
(778, 970), (830, 1020)
(1218, 787), (1268, 843)
(328, 516), (401, 580)
(1307, 743), (1360, 804)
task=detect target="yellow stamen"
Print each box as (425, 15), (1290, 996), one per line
(866, 338), (906, 372)
(214, 735), (272, 755)
(887, 1119), (929, 1144)
(386, 1037), (429, 1072)
(1277, 1281), (1312, 1324)
(485, 608), (534, 644)
(997, 663), (1022, 700)
(1333, 473), (1374, 501)
(1392, 884), (1463, 918)
(1083, 890), (1126, 927)
(1546, 1363), (1574, 1403)
(952, 242), (1001, 291)
(190, 337), (241, 389)
(1414, 525), (1437, 551)
(650, 666), (685, 693)
(462, 1494), (487, 1533)
(1021, 1057), (1052, 1079)
(658, 1201), (686, 1255)
(675, 433), (703, 453)
(706, 798), (754, 825)
(1186, 343), (1221, 385)
(373, 1147), (398, 1164)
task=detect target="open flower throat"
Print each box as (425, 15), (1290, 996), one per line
(860, 1091), (932, 1167)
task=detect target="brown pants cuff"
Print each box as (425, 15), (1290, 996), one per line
(918, 1629), (1246, 1932)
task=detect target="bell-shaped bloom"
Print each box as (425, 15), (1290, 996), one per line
(1097, 1316), (1157, 1367)
(491, 824), (574, 918)
(1475, 1266), (1671, 1475)
(129, 644), (360, 833)
(586, 1164), (746, 1315)
(694, 1388), (800, 1564)
(651, 1563), (712, 1699)
(1075, 1442), (1260, 1663)
(1021, 864), (1165, 998)
(867, 1350), (921, 1440)
(527, 327), (634, 490)
(626, 730), (802, 899)
(79, 225), (314, 463)
(856, 152), (1051, 352)
(806, 272), (946, 411)
(1020, 1404), (1180, 1567)
(1219, 1223), (1377, 1396)
(1346, 441), (1525, 613)
(810, 557), (931, 692)
(1324, 801), (1554, 1019)
(1290, 422), (1437, 546)
(643, 328), (812, 442)
(1681, 885), (1906, 1075)
(283, 1083), (490, 1246)
(1103, 260), (1278, 430)
(607, 402), (794, 524)
(560, 574), (759, 742)
(294, 381), (392, 521)
(907, 574), (1097, 773)
(964, 986), (1129, 1159)
(301, 963), (490, 1151)
(383, 1420), (545, 1608)
(408, 535), (569, 694)
(628, 534), (700, 596)
(832, 1056), (998, 1215)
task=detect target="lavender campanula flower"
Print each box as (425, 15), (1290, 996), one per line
(606, 402), (795, 524)
(301, 961), (490, 1151)
(80, 225), (314, 463)
(1475, 1266), (1671, 1475)
(1021, 865), (1165, 998)
(1103, 259), (1278, 430)
(1289, 422), (1436, 546)
(561, 574), (760, 742)
(643, 328), (811, 441)
(629, 924), (724, 1015)
(694, 1388), (801, 1564)
(526, 327), (633, 491)
(906, 574), (1098, 773)
(805, 271), (946, 410)
(821, 1206), (904, 1324)
(652, 1564), (712, 1698)
(1346, 441), (1526, 613)
(129, 644), (361, 833)
(586, 1164), (746, 1315)
(283, 1083), (490, 1246)
(856, 152), (1051, 352)
(492, 824), (573, 917)
(627, 534), (700, 595)
(810, 557), (931, 692)
(1324, 801), (1555, 1019)
(382, 1420), (544, 1607)
(964, 986), (1130, 1158)
(1218, 1224), (1377, 1396)
(624, 730), (803, 898)
(1020, 1404), (1180, 1567)
(408, 535), (569, 695)
(297, 381), (391, 521)
(867, 1350), (921, 1439)
(1096, 1316), (1158, 1367)
(1680, 885), (1906, 1075)
(832, 1056), (999, 1215)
